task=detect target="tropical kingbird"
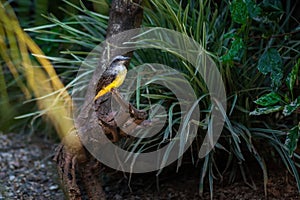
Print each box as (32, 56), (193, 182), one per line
(94, 55), (130, 100)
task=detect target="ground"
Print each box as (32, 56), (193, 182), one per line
(0, 133), (299, 200)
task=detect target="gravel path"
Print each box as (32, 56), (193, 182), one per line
(0, 133), (64, 200)
(1, 132), (299, 200)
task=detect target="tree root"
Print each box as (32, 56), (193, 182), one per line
(53, 141), (106, 200)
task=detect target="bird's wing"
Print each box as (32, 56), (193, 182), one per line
(95, 70), (117, 94)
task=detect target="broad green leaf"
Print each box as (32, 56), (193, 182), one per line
(271, 70), (284, 89)
(254, 92), (281, 106)
(245, 0), (262, 19)
(221, 36), (245, 63)
(249, 105), (282, 115)
(230, 0), (248, 24)
(284, 125), (300, 157)
(286, 58), (300, 92)
(283, 96), (300, 116)
(257, 48), (283, 88)
(258, 48), (282, 74)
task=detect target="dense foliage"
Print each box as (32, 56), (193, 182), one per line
(0, 0), (299, 197)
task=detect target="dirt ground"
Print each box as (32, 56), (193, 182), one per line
(0, 132), (299, 200)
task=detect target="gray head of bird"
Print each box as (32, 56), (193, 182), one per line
(111, 55), (130, 65)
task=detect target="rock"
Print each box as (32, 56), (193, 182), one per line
(49, 185), (59, 190)
(9, 175), (15, 181)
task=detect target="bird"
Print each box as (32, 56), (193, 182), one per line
(94, 55), (130, 100)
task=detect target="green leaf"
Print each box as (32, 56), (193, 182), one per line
(230, 0), (248, 24)
(262, 0), (283, 11)
(245, 0), (262, 19)
(286, 58), (300, 93)
(283, 96), (300, 116)
(223, 32), (236, 39)
(258, 48), (282, 74)
(257, 48), (283, 88)
(221, 36), (245, 63)
(249, 105), (282, 115)
(284, 125), (300, 157)
(260, 0), (284, 22)
(254, 92), (281, 106)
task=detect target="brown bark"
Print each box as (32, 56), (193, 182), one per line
(54, 130), (105, 200)
(106, 0), (143, 38)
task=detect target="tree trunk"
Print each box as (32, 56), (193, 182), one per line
(106, 0), (143, 38)
(54, 1), (144, 199)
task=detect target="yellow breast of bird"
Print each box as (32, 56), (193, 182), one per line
(109, 65), (127, 89)
(95, 65), (127, 99)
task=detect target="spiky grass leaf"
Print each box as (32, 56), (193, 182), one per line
(0, 2), (77, 146)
